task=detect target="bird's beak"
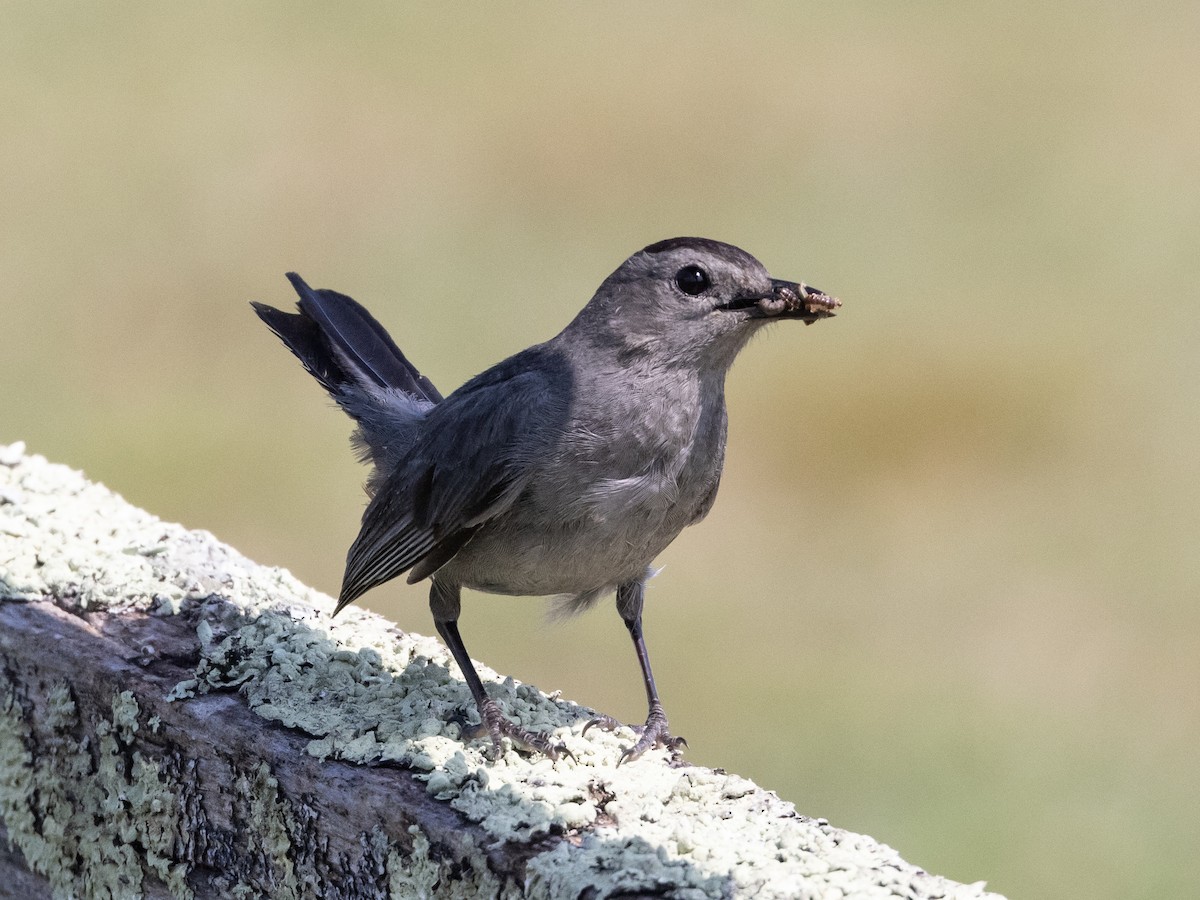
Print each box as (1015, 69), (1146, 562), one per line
(760, 279), (841, 325)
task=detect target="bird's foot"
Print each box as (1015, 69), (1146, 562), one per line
(460, 698), (573, 762)
(584, 700), (687, 766)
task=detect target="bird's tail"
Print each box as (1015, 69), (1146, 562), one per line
(253, 272), (442, 403)
(253, 273), (442, 482)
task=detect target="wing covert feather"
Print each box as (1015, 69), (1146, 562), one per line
(335, 346), (572, 611)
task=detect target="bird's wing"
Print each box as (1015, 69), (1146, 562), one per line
(334, 347), (571, 613)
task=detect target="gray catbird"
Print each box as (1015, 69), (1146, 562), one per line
(253, 237), (839, 763)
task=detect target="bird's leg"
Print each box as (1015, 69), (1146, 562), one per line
(584, 580), (687, 765)
(430, 580), (569, 761)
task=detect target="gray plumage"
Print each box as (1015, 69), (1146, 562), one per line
(253, 237), (839, 762)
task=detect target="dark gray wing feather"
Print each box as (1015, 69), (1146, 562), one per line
(334, 347), (572, 613)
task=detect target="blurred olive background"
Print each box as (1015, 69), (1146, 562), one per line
(3, 3), (1197, 898)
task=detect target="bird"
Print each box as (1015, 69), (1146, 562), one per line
(252, 237), (840, 763)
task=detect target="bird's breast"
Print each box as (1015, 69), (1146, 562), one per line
(439, 368), (729, 597)
(552, 371), (725, 522)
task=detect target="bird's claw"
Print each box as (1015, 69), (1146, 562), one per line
(462, 699), (574, 762)
(584, 701), (687, 766)
(582, 713), (624, 736)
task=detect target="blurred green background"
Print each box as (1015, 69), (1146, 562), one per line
(3, 3), (1197, 897)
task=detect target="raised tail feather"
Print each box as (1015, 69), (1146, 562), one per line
(251, 273), (442, 403)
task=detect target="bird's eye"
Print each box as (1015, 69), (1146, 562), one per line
(674, 265), (711, 296)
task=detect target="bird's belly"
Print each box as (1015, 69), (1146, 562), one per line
(440, 489), (693, 596)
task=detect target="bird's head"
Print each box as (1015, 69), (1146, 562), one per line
(572, 237), (840, 370)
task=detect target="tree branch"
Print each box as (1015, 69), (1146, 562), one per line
(0, 442), (1002, 900)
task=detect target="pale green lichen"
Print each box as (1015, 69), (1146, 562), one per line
(0, 673), (39, 867)
(0, 676), (191, 900)
(243, 763), (298, 900)
(1, 443), (1005, 899)
(387, 825), (509, 900)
